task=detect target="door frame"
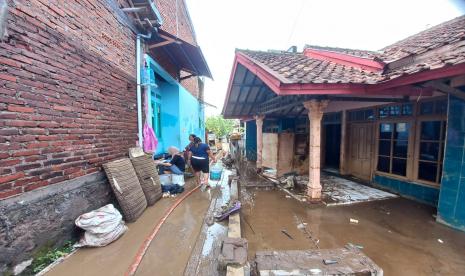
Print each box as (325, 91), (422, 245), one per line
(348, 121), (375, 181)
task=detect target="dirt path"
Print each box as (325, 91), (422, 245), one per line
(242, 189), (465, 276)
(46, 185), (211, 276)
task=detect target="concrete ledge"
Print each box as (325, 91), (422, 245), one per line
(0, 172), (113, 273)
(226, 178), (246, 276)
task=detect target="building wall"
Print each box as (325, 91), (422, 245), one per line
(150, 0), (201, 97)
(0, 1), (137, 271)
(159, 81), (180, 154)
(437, 95), (465, 231)
(0, 0), (136, 199)
(178, 85), (204, 148)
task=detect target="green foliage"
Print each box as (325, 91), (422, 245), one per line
(31, 241), (74, 274)
(205, 115), (235, 138)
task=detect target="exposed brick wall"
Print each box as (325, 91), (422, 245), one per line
(156, 0), (197, 45)
(0, 0), (137, 199)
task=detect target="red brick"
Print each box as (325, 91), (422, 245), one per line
(5, 120), (37, 127)
(38, 135), (60, 141)
(0, 57), (20, 68)
(0, 128), (20, 135)
(53, 105), (72, 112)
(0, 73), (17, 82)
(12, 149), (40, 157)
(0, 187), (22, 199)
(7, 105), (35, 113)
(24, 181), (48, 192)
(10, 135), (37, 142)
(16, 163), (42, 171)
(0, 172), (25, 184)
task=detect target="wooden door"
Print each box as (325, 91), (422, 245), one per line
(348, 123), (374, 181)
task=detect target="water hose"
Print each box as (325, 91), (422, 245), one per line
(125, 184), (202, 276)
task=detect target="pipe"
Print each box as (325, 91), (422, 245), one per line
(136, 35), (143, 148)
(136, 31), (153, 148)
(125, 184), (202, 276)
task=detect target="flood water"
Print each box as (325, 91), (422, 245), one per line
(241, 188), (465, 275)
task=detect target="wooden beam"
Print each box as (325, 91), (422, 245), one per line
(148, 40), (176, 49)
(451, 75), (465, 88)
(326, 96), (407, 102)
(122, 7), (147, 13)
(424, 80), (465, 101)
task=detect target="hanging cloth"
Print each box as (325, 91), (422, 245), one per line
(143, 88), (158, 153)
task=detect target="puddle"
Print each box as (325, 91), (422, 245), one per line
(201, 222), (228, 257)
(241, 188), (465, 275)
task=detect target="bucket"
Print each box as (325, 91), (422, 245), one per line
(210, 163), (223, 180)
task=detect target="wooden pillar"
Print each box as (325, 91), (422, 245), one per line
(254, 115), (265, 170)
(339, 110), (348, 175)
(303, 100), (329, 200)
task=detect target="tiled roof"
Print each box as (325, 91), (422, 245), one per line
(304, 45), (379, 59)
(238, 15), (465, 85)
(379, 15), (465, 62)
(240, 50), (381, 84)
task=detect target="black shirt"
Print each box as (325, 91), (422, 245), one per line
(170, 154), (186, 172)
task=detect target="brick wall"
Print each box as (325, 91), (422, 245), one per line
(0, 0), (137, 199)
(152, 0), (201, 97)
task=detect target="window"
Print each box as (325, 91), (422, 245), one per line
(377, 122), (410, 176)
(151, 101), (162, 138)
(378, 103), (413, 118)
(418, 99), (447, 115)
(417, 120), (446, 184)
(348, 108), (375, 121)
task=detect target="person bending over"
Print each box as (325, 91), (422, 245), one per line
(159, 146), (185, 175)
(188, 137), (215, 185)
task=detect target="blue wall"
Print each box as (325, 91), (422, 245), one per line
(245, 120), (257, 161)
(145, 54), (205, 155)
(159, 81), (180, 153)
(178, 85), (205, 149)
(373, 174), (440, 206)
(437, 95), (465, 231)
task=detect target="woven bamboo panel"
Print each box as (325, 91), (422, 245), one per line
(103, 158), (147, 222)
(130, 155), (162, 206)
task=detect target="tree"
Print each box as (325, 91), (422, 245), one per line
(205, 115), (235, 138)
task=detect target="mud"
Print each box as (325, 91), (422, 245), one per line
(241, 188), (465, 276)
(46, 180), (211, 276)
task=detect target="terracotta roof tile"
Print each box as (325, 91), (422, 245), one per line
(237, 15), (465, 86)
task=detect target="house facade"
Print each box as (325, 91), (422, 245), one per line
(0, 0), (210, 272)
(223, 15), (465, 231)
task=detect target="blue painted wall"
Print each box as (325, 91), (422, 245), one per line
(159, 80), (180, 153)
(178, 85), (205, 150)
(145, 55), (205, 155)
(437, 95), (465, 231)
(373, 174), (440, 206)
(245, 120), (257, 161)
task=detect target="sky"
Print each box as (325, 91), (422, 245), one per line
(185, 0), (465, 116)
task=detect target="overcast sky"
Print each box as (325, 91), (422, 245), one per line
(185, 0), (465, 116)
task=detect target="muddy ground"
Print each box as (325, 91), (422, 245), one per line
(46, 180), (211, 276)
(241, 188), (465, 275)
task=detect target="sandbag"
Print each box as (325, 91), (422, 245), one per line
(103, 158), (147, 222)
(130, 155), (163, 205)
(75, 204), (127, 247)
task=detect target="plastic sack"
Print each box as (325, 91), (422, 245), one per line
(75, 204), (127, 247)
(172, 174), (185, 186)
(159, 174), (172, 185)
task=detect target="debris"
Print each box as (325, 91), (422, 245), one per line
(215, 201), (241, 221)
(281, 229), (294, 240)
(349, 218), (359, 224)
(346, 243), (364, 249)
(297, 223), (306, 230)
(285, 195), (291, 198)
(438, 239), (444, 244)
(13, 259), (32, 275)
(162, 192), (170, 198)
(205, 216), (215, 226)
(219, 237), (248, 268)
(323, 259), (338, 265)
(242, 216), (256, 234)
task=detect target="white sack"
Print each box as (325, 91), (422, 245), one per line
(172, 174), (185, 186)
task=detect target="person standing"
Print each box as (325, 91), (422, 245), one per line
(188, 137), (215, 185)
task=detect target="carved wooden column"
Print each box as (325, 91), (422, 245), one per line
(254, 115), (265, 171)
(303, 100), (329, 200)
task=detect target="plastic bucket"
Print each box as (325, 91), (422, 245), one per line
(210, 168), (222, 180)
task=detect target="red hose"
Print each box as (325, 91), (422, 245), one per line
(125, 184), (202, 276)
